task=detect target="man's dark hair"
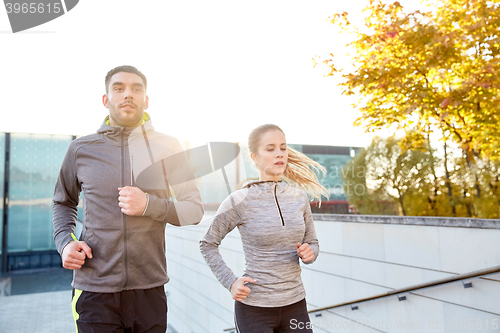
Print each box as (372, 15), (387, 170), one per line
(105, 65), (148, 93)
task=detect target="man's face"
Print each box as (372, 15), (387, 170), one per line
(103, 72), (149, 127)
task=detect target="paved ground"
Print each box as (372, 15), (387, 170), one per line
(0, 268), (74, 332)
(0, 289), (74, 333)
(0, 268), (177, 333)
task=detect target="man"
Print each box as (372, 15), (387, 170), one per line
(53, 65), (204, 332)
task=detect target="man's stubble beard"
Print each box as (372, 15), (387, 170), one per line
(109, 103), (145, 128)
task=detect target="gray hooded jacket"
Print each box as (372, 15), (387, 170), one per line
(53, 114), (204, 293)
(199, 180), (318, 307)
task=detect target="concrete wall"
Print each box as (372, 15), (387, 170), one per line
(165, 215), (240, 333)
(165, 214), (500, 333)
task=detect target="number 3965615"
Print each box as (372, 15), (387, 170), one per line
(5, 3), (62, 14)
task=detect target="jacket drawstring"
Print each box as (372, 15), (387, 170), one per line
(140, 124), (170, 193)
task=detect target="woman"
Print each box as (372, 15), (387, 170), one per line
(200, 124), (328, 333)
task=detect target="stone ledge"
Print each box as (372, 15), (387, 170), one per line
(312, 214), (500, 229)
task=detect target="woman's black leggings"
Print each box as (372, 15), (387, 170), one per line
(234, 298), (313, 333)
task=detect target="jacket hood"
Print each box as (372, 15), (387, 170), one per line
(97, 112), (153, 143)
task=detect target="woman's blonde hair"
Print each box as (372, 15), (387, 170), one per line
(248, 124), (329, 203)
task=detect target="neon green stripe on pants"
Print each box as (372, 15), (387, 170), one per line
(72, 289), (83, 333)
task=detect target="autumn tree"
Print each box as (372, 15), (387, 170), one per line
(319, 0), (500, 162)
(342, 136), (439, 216)
(343, 135), (500, 218)
(319, 0), (500, 216)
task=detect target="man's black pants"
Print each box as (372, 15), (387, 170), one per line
(72, 286), (167, 333)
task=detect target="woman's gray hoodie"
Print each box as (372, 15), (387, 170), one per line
(199, 180), (318, 307)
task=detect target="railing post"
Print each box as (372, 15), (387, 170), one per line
(1, 133), (10, 273)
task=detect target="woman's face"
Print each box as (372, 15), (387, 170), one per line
(251, 129), (288, 181)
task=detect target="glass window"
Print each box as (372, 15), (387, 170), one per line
(0, 133), (4, 258)
(8, 134), (73, 252)
(307, 154), (352, 201)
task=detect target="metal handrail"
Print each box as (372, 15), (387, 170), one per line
(223, 265), (500, 332)
(308, 265), (500, 313)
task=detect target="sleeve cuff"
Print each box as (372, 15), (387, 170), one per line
(57, 234), (75, 255)
(223, 275), (239, 291)
(141, 193), (150, 216)
(143, 193), (179, 225)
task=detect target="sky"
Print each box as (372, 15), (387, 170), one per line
(0, 0), (423, 148)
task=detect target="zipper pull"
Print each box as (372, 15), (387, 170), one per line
(273, 181), (285, 226)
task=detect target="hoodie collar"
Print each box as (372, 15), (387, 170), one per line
(104, 112), (150, 126)
(97, 112), (153, 144)
(242, 179), (287, 192)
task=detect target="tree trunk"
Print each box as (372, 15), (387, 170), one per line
(443, 141), (456, 216)
(464, 148), (481, 199)
(426, 128), (438, 214)
(398, 192), (407, 216)
(463, 149), (479, 217)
